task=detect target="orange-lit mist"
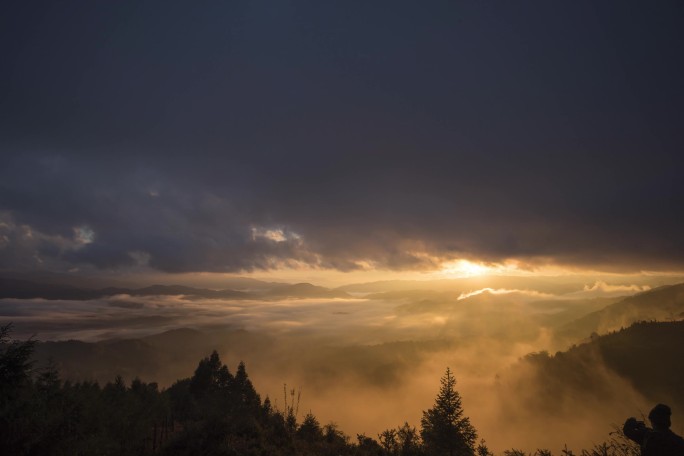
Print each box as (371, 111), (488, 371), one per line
(15, 268), (684, 453)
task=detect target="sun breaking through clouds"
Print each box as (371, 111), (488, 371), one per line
(1, 1), (684, 279)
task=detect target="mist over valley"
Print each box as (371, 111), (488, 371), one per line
(4, 274), (684, 452)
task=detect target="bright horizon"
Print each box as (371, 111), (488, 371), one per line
(122, 262), (684, 290)
(2, 2), (684, 454)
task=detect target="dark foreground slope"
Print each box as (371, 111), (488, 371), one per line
(571, 320), (684, 410)
(3, 320), (661, 456)
(503, 320), (684, 416)
(0, 325), (365, 456)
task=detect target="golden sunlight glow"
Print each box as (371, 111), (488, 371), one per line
(438, 260), (506, 278)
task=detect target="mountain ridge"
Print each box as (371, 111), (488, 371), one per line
(0, 278), (351, 301)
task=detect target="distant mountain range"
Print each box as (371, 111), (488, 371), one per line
(335, 275), (683, 295)
(0, 277), (351, 301)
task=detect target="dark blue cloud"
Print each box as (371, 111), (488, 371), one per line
(1, 1), (684, 273)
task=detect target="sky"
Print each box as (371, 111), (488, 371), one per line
(2, 1), (684, 283)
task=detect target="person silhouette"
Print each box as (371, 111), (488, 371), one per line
(623, 404), (684, 456)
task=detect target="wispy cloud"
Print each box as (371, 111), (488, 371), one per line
(562, 281), (653, 298)
(457, 288), (554, 301)
(582, 281), (651, 293)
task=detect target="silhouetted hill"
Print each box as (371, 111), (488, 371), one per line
(587, 320), (684, 408)
(0, 270), (138, 289)
(0, 270), (289, 291)
(556, 283), (684, 344)
(503, 320), (684, 416)
(154, 275), (285, 291)
(0, 278), (105, 300)
(0, 277), (352, 301)
(0, 278), (246, 300)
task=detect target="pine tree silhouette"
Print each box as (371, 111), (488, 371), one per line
(421, 367), (477, 456)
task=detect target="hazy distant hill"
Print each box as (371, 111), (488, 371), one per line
(555, 283), (684, 344)
(0, 270), (138, 289)
(335, 275), (681, 295)
(0, 270), (284, 291)
(258, 282), (352, 299)
(531, 297), (621, 329)
(0, 278), (249, 300)
(152, 275), (286, 291)
(366, 289), (619, 349)
(0, 278), (104, 300)
(33, 337), (163, 383)
(104, 284), (249, 300)
(336, 276), (585, 295)
(33, 328), (232, 385)
(0, 278), (349, 301)
(31, 326), (444, 389)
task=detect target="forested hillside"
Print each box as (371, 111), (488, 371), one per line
(1, 322), (650, 456)
(491, 319), (684, 452)
(517, 321), (684, 412)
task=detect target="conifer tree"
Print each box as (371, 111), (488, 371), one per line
(297, 412), (323, 442)
(420, 367), (477, 456)
(0, 323), (35, 392)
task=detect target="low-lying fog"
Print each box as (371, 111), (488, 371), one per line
(3, 278), (683, 453)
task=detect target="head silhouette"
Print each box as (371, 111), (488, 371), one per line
(648, 404), (672, 430)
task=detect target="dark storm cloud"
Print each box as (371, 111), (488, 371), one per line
(1, 1), (684, 273)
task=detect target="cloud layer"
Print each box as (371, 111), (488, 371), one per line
(2, 1), (684, 274)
